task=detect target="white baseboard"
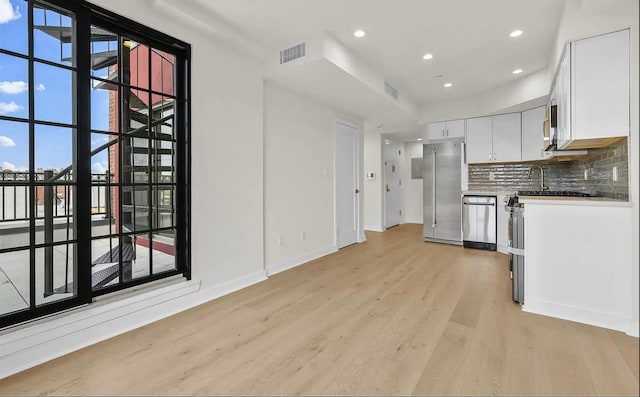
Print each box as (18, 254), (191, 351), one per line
(0, 270), (267, 380)
(497, 244), (509, 255)
(359, 232), (367, 242)
(266, 245), (337, 276)
(364, 226), (385, 232)
(627, 319), (639, 338)
(523, 298), (632, 333)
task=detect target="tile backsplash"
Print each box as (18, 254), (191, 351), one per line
(468, 138), (628, 200)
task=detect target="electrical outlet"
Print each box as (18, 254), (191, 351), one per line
(612, 166), (618, 181)
(584, 169), (588, 180)
(489, 171), (495, 181)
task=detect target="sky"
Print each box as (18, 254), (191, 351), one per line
(0, 0), (110, 174)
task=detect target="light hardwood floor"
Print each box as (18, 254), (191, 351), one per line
(1, 224), (638, 395)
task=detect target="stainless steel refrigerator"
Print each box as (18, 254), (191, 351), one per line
(423, 140), (463, 245)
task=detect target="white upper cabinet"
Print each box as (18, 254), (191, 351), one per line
(465, 116), (493, 163)
(427, 119), (465, 140)
(446, 119), (465, 138)
(521, 106), (546, 161)
(492, 113), (521, 163)
(427, 121), (446, 140)
(558, 29), (630, 149)
(466, 113), (521, 164)
(556, 44), (572, 149)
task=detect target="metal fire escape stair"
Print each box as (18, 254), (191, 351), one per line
(36, 19), (176, 293)
(63, 49), (118, 70)
(33, 25), (117, 43)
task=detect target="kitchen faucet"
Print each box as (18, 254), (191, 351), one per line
(527, 164), (548, 191)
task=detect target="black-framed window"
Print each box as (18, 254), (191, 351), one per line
(0, 0), (191, 328)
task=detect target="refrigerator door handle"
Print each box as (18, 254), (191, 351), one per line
(432, 148), (437, 228)
(462, 141), (466, 164)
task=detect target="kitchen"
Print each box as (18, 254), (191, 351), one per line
(417, 28), (634, 335)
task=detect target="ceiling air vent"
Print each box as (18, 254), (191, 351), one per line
(280, 42), (306, 64)
(385, 80), (399, 101)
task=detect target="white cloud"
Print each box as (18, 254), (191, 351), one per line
(0, 135), (16, 147)
(0, 81), (28, 94)
(36, 83), (45, 91)
(92, 161), (108, 173)
(0, 101), (22, 114)
(1, 161), (15, 170)
(0, 0), (21, 24)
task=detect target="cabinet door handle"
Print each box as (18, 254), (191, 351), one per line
(442, 130), (445, 137)
(488, 153), (492, 161)
(494, 153), (497, 161)
(445, 129), (449, 137)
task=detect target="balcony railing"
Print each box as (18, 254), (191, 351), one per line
(0, 170), (112, 223)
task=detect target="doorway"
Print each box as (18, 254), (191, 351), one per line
(335, 121), (360, 249)
(384, 140), (403, 229)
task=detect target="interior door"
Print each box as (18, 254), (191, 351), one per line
(336, 122), (359, 248)
(384, 141), (402, 228)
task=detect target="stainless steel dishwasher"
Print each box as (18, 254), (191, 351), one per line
(462, 195), (497, 251)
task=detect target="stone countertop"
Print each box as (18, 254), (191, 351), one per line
(462, 190), (516, 197)
(517, 196), (632, 207)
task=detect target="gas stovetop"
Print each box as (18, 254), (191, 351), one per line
(516, 190), (592, 197)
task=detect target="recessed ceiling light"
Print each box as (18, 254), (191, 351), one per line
(444, 82), (452, 88)
(510, 30), (523, 38)
(422, 53), (433, 60)
(354, 30), (366, 38)
(512, 69), (523, 74)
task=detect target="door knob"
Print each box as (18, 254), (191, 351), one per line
(386, 184), (390, 192)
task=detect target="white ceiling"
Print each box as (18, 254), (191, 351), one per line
(184, 0), (564, 106)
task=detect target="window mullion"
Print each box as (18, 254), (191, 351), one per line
(75, 7), (93, 303)
(28, 0), (36, 310)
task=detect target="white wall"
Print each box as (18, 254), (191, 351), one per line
(263, 82), (363, 274)
(402, 142), (423, 224)
(363, 131), (384, 232)
(547, 0), (639, 338)
(94, 0), (266, 293)
(1, 0), (267, 378)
